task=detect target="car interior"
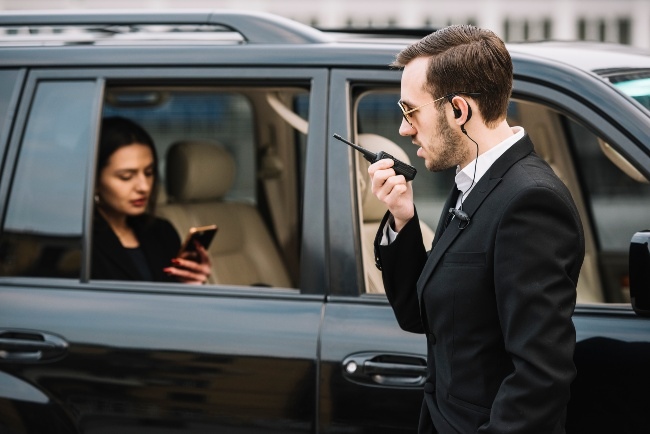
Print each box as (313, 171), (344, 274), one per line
(352, 89), (650, 305)
(102, 85), (310, 289)
(2, 79), (650, 307)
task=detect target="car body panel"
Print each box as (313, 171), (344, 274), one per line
(0, 282), (323, 432)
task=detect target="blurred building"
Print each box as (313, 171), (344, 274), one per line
(1, 0), (649, 49)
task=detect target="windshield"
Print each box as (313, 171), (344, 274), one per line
(609, 70), (650, 111)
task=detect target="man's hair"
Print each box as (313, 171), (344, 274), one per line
(392, 25), (512, 127)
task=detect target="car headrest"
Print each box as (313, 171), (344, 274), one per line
(165, 140), (236, 202)
(357, 134), (411, 222)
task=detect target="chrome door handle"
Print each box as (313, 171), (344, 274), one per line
(342, 352), (427, 387)
(0, 329), (68, 362)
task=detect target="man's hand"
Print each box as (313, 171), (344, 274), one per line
(368, 158), (414, 232)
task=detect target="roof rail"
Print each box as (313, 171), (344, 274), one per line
(0, 10), (331, 45)
(319, 27), (434, 39)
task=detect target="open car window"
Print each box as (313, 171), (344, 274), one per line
(352, 87), (650, 305)
(100, 85), (309, 289)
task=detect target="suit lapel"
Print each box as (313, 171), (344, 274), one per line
(431, 184), (461, 249)
(416, 134), (535, 296)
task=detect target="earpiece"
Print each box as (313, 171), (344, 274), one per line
(452, 97), (472, 134)
(461, 104), (472, 134)
(449, 94), (472, 131)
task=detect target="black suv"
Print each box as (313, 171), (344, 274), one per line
(1, 10), (650, 434)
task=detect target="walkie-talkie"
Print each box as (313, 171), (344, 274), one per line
(333, 134), (417, 181)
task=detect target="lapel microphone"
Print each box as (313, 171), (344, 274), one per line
(447, 206), (471, 230)
(448, 207), (470, 222)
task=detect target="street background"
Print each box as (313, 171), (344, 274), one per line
(1, 0), (649, 49)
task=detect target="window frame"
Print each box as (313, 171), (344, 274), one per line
(327, 68), (405, 297)
(0, 66), (329, 298)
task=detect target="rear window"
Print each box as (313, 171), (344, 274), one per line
(609, 70), (650, 111)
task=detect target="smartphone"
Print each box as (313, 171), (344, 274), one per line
(178, 224), (218, 257)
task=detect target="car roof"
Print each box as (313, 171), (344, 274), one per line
(2, 10), (649, 75)
(507, 41), (650, 75)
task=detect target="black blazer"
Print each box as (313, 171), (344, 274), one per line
(375, 135), (585, 434)
(91, 212), (180, 282)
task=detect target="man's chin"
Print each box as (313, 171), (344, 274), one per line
(425, 160), (456, 173)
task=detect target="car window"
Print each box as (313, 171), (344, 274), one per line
(0, 81), (96, 278)
(356, 91), (455, 228)
(99, 84), (308, 288)
(566, 118), (650, 303)
(353, 91), (641, 305)
(608, 70), (650, 112)
(0, 69), (21, 144)
(103, 90), (257, 202)
(507, 97), (650, 304)
(354, 89), (452, 294)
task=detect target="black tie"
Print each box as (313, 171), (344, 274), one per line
(432, 186), (461, 249)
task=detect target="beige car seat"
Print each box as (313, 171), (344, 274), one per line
(157, 140), (293, 288)
(357, 134), (435, 294)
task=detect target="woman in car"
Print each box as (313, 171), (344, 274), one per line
(92, 116), (211, 283)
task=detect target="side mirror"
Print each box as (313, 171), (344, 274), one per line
(629, 231), (650, 317)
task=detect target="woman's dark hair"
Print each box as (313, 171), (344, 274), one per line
(97, 116), (159, 212)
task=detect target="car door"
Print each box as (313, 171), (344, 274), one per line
(0, 67), (329, 433)
(319, 69), (431, 433)
(321, 60), (650, 433)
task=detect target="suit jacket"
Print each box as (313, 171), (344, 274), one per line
(92, 212), (180, 282)
(375, 134), (585, 433)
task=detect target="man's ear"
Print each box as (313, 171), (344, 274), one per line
(450, 95), (472, 131)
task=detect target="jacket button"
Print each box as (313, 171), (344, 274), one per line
(424, 382), (435, 393)
(428, 333), (436, 344)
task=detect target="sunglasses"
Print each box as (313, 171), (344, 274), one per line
(397, 92), (481, 127)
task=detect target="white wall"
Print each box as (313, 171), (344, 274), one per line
(1, 0), (649, 49)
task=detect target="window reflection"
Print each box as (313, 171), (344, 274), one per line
(0, 81), (95, 278)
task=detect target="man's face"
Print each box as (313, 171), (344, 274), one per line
(399, 56), (469, 172)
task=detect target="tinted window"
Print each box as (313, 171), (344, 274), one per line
(568, 119), (650, 302)
(569, 120), (650, 250)
(0, 69), (21, 142)
(609, 70), (650, 112)
(0, 81), (96, 278)
(506, 96), (649, 303)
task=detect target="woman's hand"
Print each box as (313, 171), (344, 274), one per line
(164, 241), (212, 284)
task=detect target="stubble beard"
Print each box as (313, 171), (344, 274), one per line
(423, 109), (469, 172)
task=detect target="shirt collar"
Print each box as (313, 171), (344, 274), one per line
(455, 126), (525, 200)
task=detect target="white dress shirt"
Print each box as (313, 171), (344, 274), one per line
(382, 126), (525, 244)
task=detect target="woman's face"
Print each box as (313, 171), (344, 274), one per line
(96, 143), (155, 219)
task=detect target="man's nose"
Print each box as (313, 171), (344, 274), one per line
(399, 118), (416, 136)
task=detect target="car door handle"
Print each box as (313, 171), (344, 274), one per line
(342, 352), (427, 387)
(0, 330), (69, 362)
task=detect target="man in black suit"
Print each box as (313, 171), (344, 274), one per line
(370, 25), (585, 433)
